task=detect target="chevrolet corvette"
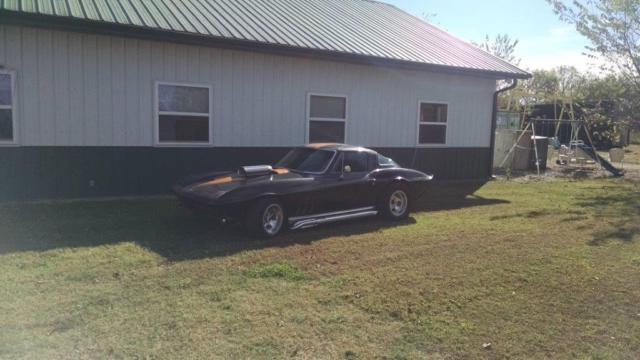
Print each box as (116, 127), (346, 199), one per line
(174, 144), (433, 237)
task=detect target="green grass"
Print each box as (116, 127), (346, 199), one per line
(245, 263), (305, 281)
(1, 180), (639, 359)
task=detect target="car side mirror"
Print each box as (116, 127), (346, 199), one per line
(343, 165), (352, 173)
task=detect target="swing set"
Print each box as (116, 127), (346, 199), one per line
(497, 98), (623, 177)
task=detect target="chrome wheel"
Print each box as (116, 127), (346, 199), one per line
(389, 190), (408, 217)
(262, 204), (284, 236)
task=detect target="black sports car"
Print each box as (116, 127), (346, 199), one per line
(174, 144), (433, 237)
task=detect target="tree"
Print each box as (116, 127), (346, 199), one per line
(524, 69), (560, 103)
(511, 67), (635, 147)
(502, 69), (568, 111)
(555, 66), (585, 98)
(474, 34), (521, 66)
(576, 74), (637, 137)
(547, 0), (640, 89)
(474, 34), (522, 110)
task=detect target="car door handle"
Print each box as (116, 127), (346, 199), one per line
(367, 178), (376, 186)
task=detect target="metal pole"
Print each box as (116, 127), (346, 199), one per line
(531, 121), (541, 176)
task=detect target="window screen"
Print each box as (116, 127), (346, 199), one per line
(156, 83), (211, 144)
(308, 94), (347, 143)
(419, 124), (447, 144)
(310, 95), (346, 119)
(420, 103), (447, 123)
(309, 121), (345, 143)
(159, 115), (210, 143)
(419, 103), (447, 145)
(0, 73), (14, 142)
(158, 85), (209, 113)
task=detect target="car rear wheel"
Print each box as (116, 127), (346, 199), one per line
(246, 198), (286, 238)
(378, 184), (410, 220)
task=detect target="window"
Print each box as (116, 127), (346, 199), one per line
(275, 147), (336, 173)
(0, 71), (16, 144)
(418, 102), (448, 145)
(156, 82), (211, 145)
(308, 94), (347, 143)
(343, 151), (369, 172)
(377, 154), (398, 168)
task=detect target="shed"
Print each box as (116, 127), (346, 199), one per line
(0, 0), (529, 201)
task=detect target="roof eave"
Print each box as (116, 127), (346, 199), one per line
(0, 10), (531, 80)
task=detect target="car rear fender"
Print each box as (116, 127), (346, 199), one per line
(385, 176), (428, 199)
(388, 176), (411, 192)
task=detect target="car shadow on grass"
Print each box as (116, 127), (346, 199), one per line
(0, 193), (509, 261)
(150, 217), (421, 262)
(415, 194), (509, 212)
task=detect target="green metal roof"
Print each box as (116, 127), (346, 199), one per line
(0, 0), (530, 79)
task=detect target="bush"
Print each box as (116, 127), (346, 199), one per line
(583, 109), (629, 149)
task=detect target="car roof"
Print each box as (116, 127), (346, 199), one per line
(305, 143), (377, 153)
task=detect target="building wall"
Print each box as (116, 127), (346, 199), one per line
(0, 146), (491, 201)
(0, 24), (497, 201)
(0, 24), (496, 148)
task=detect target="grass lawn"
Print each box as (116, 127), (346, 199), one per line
(625, 144), (640, 165)
(1, 180), (639, 359)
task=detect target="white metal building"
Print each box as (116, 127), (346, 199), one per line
(0, 0), (529, 200)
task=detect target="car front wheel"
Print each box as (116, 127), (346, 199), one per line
(378, 185), (411, 220)
(246, 198), (286, 238)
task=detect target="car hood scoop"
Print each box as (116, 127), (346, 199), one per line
(237, 165), (274, 177)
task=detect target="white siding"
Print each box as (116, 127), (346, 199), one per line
(0, 25), (497, 148)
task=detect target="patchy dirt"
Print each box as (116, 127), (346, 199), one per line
(494, 167), (624, 183)
(495, 144), (640, 182)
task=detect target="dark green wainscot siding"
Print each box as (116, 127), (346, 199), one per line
(0, 147), (491, 201)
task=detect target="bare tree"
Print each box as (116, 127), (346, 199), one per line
(474, 34), (521, 66)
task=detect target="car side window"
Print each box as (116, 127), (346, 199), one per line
(377, 154), (398, 168)
(343, 151), (369, 173)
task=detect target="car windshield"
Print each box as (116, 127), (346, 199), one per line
(275, 148), (335, 173)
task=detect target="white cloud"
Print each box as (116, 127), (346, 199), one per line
(516, 25), (610, 75)
(520, 50), (609, 74)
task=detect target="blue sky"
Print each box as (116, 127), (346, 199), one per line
(385, 0), (600, 72)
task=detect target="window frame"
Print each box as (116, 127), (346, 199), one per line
(416, 100), (449, 147)
(306, 92), (348, 144)
(154, 81), (213, 147)
(0, 70), (18, 146)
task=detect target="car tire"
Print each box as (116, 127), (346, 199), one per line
(246, 198), (286, 238)
(378, 184), (411, 220)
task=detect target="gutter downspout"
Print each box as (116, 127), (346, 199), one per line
(488, 79), (518, 177)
